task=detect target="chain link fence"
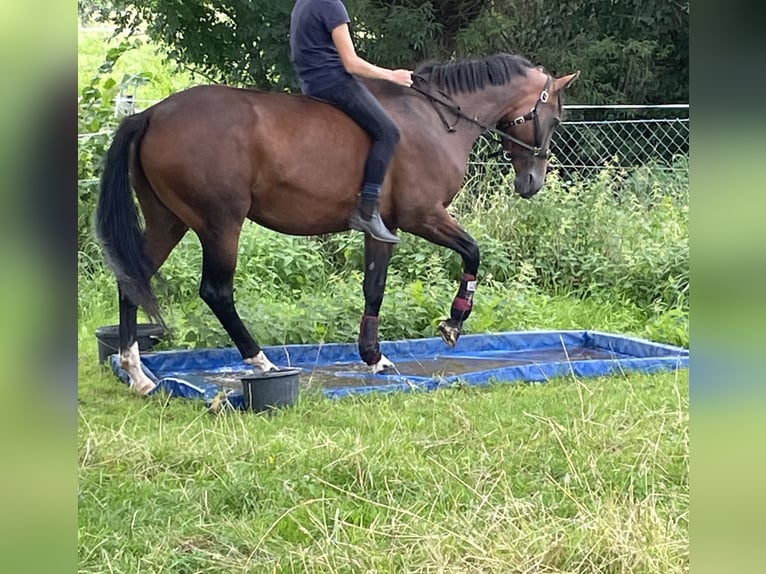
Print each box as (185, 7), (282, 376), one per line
(469, 104), (689, 179)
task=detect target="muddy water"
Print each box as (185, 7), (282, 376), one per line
(175, 346), (618, 390)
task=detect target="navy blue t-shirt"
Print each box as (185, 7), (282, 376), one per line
(290, 0), (351, 95)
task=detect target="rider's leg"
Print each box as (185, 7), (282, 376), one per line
(311, 77), (400, 244)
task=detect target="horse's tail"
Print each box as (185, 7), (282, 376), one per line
(95, 111), (163, 325)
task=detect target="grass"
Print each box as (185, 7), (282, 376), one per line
(78, 356), (688, 573)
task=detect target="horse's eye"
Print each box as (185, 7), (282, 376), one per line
(552, 117), (561, 127)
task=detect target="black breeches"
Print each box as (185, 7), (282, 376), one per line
(310, 76), (400, 186)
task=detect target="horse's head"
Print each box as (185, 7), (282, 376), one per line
(497, 70), (580, 198)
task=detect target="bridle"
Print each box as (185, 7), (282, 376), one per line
(410, 73), (555, 161)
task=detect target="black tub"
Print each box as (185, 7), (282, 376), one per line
(95, 323), (165, 364)
(241, 368), (301, 413)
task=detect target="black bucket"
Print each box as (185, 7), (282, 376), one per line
(95, 323), (166, 364)
(241, 368), (301, 413)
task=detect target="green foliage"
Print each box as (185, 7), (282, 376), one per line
(352, 1), (444, 65)
(78, 41), (137, 264)
(90, 0), (688, 104)
(78, 0), (111, 23)
(100, 0), (296, 90)
(485, 0), (689, 103)
(446, 161), (688, 334)
(78, 29), (200, 100)
(78, 31), (200, 266)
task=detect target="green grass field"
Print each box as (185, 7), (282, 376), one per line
(78, 357), (688, 573)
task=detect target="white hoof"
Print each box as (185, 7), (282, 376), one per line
(120, 342), (156, 395)
(131, 377), (157, 396)
(372, 354), (395, 374)
(244, 351), (279, 373)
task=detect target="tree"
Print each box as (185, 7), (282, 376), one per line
(452, 0), (688, 103)
(95, 0), (688, 103)
(538, 0), (689, 104)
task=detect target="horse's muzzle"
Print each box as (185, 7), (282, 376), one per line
(514, 171), (543, 199)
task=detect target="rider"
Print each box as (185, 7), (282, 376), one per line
(289, 0), (413, 244)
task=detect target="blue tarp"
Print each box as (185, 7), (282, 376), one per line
(109, 330), (688, 409)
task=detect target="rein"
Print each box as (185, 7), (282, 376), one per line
(410, 73), (554, 160)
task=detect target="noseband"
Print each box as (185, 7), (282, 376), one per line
(410, 73), (555, 161)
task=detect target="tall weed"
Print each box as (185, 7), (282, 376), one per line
(455, 159), (688, 311)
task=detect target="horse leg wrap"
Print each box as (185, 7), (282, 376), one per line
(450, 273), (477, 323)
(358, 315), (382, 365)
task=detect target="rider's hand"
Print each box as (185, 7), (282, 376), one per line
(390, 69), (414, 87)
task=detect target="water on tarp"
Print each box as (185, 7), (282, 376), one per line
(172, 346), (620, 390)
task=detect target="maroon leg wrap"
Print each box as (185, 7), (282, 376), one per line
(450, 273), (477, 322)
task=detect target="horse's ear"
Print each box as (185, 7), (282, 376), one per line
(554, 71), (580, 92)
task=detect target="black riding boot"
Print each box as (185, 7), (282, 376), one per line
(349, 195), (400, 244)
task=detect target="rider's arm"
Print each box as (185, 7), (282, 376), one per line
(331, 23), (412, 87)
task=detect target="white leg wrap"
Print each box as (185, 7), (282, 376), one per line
(120, 341), (156, 395)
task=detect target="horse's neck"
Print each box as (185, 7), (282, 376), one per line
(433, 86), (510, 161)
(449, 85), (511, 130)
(372, 79), (513, 175)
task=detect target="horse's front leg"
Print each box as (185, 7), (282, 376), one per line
(409, 211), (480, 348)
(198, 231), (278, 374)
(439, 266), (479, 348)
(359, 235), (396, 373)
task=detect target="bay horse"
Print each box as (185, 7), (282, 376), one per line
(96, 53), (579, 394)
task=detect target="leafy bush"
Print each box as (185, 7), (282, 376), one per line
(452, 160), (689, 312)
(78, 40), (150, 266)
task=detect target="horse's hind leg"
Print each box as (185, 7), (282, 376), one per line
(118, 215), (188, 394)
(359, 236), (396, 373)
(197, 228), (278, 373)
(117, 286), (150, 392)
(410, 209), (480, 348)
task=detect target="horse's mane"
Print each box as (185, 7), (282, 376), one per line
(415, 53), (534, 95)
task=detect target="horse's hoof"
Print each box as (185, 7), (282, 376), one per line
(372, 354), (395, 374)
(131, 377), (157, 396)
(438, 320), (461, 348)
(245, 351), (279, 373)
